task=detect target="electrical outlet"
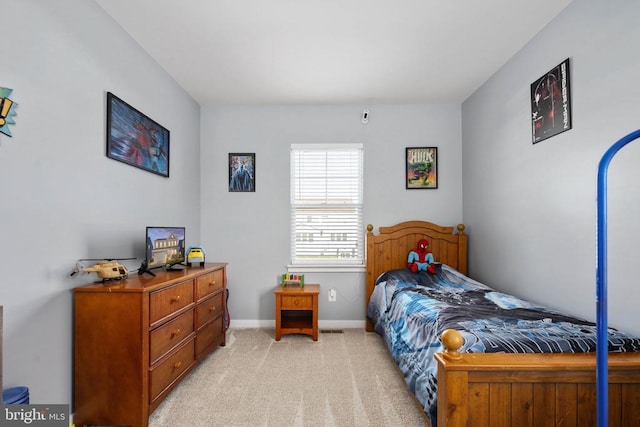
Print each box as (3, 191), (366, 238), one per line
(328, 288), (337, 302)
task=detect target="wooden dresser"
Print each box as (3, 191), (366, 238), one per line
(73, 263), (227, 427)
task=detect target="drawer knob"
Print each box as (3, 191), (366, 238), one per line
(172, 328), (181, 337)
(171, 295), (181, 303)
(174, 361), (182, 369)
(209, 306), (216, 312)
(294, 299), (299, 306)
(209, 281), (216, 286)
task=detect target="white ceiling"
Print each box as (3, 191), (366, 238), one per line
(95, 0), (573, 106)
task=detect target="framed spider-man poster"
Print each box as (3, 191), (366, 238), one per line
(531, 58), (572, 144)
(106, 92), (170, 177)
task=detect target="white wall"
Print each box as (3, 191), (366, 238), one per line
(462, 0), (640, 335)
(0, 0), (201, 404)
(200, 105), (462, 325)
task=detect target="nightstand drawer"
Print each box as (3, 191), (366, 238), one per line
(150, 280), (194, 325)
(196, 269), (224, 300)
(281, 295), (313, 309)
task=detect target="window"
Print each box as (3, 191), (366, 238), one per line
(290, 143), (364, 268)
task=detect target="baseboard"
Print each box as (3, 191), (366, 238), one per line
(319, 320), (366, 329)
(230, 319), (367, 329)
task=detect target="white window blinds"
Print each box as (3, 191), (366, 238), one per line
(290, 144), (364, 265)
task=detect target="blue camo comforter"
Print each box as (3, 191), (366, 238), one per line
(367, 264), (640, 425)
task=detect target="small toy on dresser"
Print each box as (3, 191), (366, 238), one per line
(186, 246), (206, 267)
(281, 273), (304, 287)
(70, 258), (135, 283)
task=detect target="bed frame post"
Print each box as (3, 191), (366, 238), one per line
(456, 224), (467, 276)
(437, 329), (467, 427)
(365, 224), (375, 332)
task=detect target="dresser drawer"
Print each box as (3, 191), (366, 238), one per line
(150, 310), (194, 365)
(150, 280), (194, 325)
(196, 316), (224, 357)
(195, 292), (224, 329)
(149, 339), (195, 401)
(281, 295), (313, 310)
(195, 269), (224, 300)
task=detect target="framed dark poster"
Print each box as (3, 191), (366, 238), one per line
(228, 153), (255, 192)
(531, 58), (572, 144)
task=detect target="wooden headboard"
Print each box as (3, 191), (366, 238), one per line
(365, 220), (467, 332)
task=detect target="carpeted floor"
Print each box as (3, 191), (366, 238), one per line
(149, 328), (428, 426)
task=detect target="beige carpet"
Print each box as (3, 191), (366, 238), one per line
(149, 328), (428, 427)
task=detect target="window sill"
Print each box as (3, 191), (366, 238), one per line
(286, 264), (365, 273)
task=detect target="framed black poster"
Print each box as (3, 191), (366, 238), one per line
(229, 153), (255, 192)
(531, 58), (572, 144)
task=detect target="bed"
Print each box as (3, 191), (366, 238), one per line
(365, 220), (640, 427)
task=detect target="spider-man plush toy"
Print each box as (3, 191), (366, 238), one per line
(407, 238), (436, 274)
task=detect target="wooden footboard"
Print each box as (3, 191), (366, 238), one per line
(435, 329), (640, 427)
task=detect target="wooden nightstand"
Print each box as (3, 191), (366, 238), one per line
(274, 284), (319, 341)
